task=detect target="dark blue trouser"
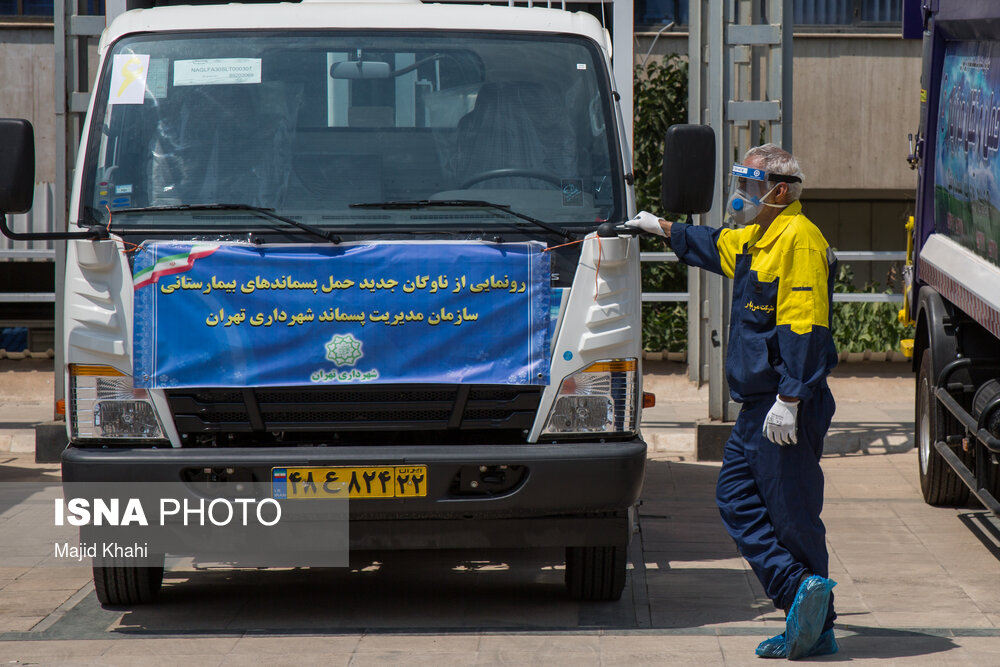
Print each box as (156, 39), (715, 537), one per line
(715, 386), (837, 631)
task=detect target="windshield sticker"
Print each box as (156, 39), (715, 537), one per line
(561, 179), (584, 206)
(109, 54), (150, 105)
(173, 59), (262, 87)
(577, 63), (587, 70)
(145, 58), (169, 100)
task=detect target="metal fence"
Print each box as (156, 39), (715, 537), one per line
(0, 183), (57, 304)
(640, 250), (906, 303)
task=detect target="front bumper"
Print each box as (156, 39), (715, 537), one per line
(62, 439), (646, 549)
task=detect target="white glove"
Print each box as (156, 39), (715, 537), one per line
(763, 395), (799, 445)
(625, 211), (666, 237)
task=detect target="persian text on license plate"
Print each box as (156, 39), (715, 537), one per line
(271, 466), (427, 499)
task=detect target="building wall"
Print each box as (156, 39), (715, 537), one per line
(794, 36), (921, 194)
(0, 26), (56, 183)
(638, 31), (921, 193)
(805, 198), (912, 289)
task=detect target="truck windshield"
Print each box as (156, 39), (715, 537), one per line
(82, 30), (623, 230)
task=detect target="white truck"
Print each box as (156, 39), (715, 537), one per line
(0, 0), (713, 605)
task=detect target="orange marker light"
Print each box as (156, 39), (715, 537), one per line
(643, 392), (656, 408)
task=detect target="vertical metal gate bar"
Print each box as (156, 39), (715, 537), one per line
(688, 0), (792, 422)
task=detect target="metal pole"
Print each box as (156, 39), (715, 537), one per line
(706, 0), (733, 421)
(687, 0), (703, 385)
(780, 0), (793, 150)
(53, 0), (68, 420)
(612, 0), (634, 156)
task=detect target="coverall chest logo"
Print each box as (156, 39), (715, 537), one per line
(745, 301), (775, 314)
(742, 270), (778, 331)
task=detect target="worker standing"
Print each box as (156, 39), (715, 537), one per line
(627, 144), (839, 660)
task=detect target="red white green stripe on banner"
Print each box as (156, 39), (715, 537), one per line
(132, 244), (220, 290)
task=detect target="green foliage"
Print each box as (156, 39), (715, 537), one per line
(831, 264), (914, 353)
(635, 56), (690, 352)
(633, 56), (688, 213)
(642, 303), (688, 353)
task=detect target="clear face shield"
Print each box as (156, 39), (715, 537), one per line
(725, 164), (800, 226)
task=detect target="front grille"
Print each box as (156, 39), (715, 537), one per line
(264, 406), (454, 424)
(254, 388), (458, 403)
(166, 384), (542, 436)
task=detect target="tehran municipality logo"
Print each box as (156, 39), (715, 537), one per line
(312, 333), (378, 383)
(325, 333), (363, 367)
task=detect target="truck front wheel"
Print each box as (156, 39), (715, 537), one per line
(565, 545), (627, 601)
(93, 556), (164, 606)
(917, 348), (971, 506)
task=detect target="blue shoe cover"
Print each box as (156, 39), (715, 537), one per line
(805, 629), (838, 658)
(755, 632), (786, 659)
(785, 575), (837, 660)
(755, 629), (838, 659)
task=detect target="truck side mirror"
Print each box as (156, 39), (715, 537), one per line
(0, 118), (106, 241)
(0, 118), (35, 215)
(661, 124), (715, 215)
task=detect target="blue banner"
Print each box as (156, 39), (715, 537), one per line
(132, 242), (551, 388)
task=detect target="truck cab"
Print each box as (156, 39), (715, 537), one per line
(0, 0), (714, 605)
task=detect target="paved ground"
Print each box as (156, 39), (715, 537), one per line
(0, 360), (998, 665)
(0, 359), (53, 454)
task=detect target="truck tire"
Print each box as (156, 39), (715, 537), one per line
(93, 556), (164, 606)
(917, 348), (971, 506)
(565, 545), (627, 601)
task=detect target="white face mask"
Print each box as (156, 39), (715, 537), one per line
(726, 183), (779, 226)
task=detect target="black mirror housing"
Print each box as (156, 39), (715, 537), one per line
(0, 119), (35, 214)
(0, 118), (103, 240)
(661, 124), (715, 215)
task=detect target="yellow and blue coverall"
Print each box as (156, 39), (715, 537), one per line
(671, 200), (838, 630)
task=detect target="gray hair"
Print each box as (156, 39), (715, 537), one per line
(744, 143), (804, 202)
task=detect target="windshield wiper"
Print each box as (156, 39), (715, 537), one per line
(349, 199), (576, 242)
(109, 204), (341, 243)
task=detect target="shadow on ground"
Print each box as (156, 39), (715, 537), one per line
(98, 460), (755, 634)
(0, 459), (61, 528)
(833, 630), (959, 661)
(823, 425), (913, 456)
(19, 458), (959, 662)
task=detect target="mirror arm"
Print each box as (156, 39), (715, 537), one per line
(0, 214), (109, 241)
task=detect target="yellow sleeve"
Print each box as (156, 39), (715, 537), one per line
(714, 226), (757, 279)
(775, 248), (830, 335)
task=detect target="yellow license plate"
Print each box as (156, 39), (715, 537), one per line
(272, 466), (427, 499)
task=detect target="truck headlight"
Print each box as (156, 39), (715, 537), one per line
(541, 359), (638, 436)
(69, 365), (165, 440)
